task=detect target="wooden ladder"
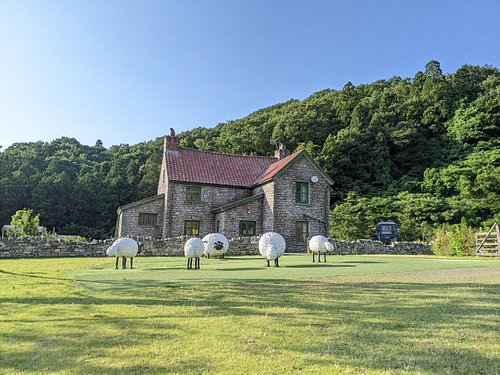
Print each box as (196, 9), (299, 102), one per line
(476, 222), (500, 256)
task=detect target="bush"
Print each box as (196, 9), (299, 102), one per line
(431, 219), (476, 256)
(8, 209), (41, 237)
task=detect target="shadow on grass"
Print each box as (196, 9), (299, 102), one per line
(285, 264), (354, 268)
(0, 269), (73, 281)
(218, 267), (267, 271)
(1, 271), (499, 374)
(0, 339), (212, 374)
(2, 280), (499, 314)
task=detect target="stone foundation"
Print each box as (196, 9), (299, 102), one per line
(0, 236), (431, 258)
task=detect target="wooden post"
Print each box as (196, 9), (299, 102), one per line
(496, 223), (500, 255)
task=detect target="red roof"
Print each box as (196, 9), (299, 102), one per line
(252, 150), (304, 185)
(166, 148), (277, 187)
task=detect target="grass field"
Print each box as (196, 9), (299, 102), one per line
(0, 255), (499, 374)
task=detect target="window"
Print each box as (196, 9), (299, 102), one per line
(295, 182), (309, 204)
(186, 186), (201, 202)
(295, 221), (308, 243)
(138, 213), (157, 226)
(239, 221), (256, 237)
(381, 225), (395, 234)
(184, 220), (200, 236)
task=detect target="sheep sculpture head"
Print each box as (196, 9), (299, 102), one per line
(258, 232), (286, 267)
(202, 233), (229, 259)
(106, 237), (139, 269)
(308, 235), (334, 263)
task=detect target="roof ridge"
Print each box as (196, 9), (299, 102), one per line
(180, 147), (277, 160)
(251, 149), (304, 185)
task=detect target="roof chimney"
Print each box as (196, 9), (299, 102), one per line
(274, 143), (290, 160)
(164, 128), (179, 152)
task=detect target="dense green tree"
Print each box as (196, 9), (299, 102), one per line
(448, 76), (500, 147)
(0, 61), (498, 240)
(424, 60), (444, 78)
(9, 208), (40, 236)
(320, 126), (392, 200)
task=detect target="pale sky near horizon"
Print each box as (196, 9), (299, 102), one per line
(1, 0), (499, 150)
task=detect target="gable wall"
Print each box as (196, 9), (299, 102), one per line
(118, 199), (164, 238)
(272, 156), (330, 252)
(215, 198), (264, 238)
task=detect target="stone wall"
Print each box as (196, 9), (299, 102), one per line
(118, 196), (164, 238)
(332, 239), (432, 255)
(253, 182), (275, 233)
(138, 236), (260, 256)
(164, 182), (251, 237)
(0, 236), (430, 258)
(0, 236), (260, 258)
(215, 197), (264, 238)
(272, 156), (331, 252)
(0, 237), (112, 258)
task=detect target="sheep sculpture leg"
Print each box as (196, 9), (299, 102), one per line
(324, 253), (327, 262)
(265, 259), (270, 267)
(186, 257), (200, 270)
(312, 252), (315, 262)
(130, 257), (134, 269)
(115, 257), (119, 269)
(122, 257), (127, 269)
(274, 258), (279, 267)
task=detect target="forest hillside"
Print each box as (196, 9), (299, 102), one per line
(1, 61), (498, 240)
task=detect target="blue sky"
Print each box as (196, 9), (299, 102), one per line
(1, 0), (499, 149)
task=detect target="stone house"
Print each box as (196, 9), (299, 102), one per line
(116, 129), (333, 252)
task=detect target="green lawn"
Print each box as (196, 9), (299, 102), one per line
(0, 255), (499, 374)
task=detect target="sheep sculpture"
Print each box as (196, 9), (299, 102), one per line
(202, 233), (229, 259)
(106, 237), (139, 269)
(184, 237), (204, 270)
(309, 235), (334, 263)
(259, 232), (286, 267)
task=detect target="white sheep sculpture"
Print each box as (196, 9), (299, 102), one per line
(184, 237), (204, 270)
(106, 237), (139, 269)
(202, 233), (229, 259)
(308, 235), (334, 263)
(259, 232), (286, 267)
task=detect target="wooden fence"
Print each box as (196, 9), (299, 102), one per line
(476, 222), (500, 256)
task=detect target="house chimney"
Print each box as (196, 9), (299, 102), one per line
(274, 143), (290, 160)
(164, 128), (179, 152)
